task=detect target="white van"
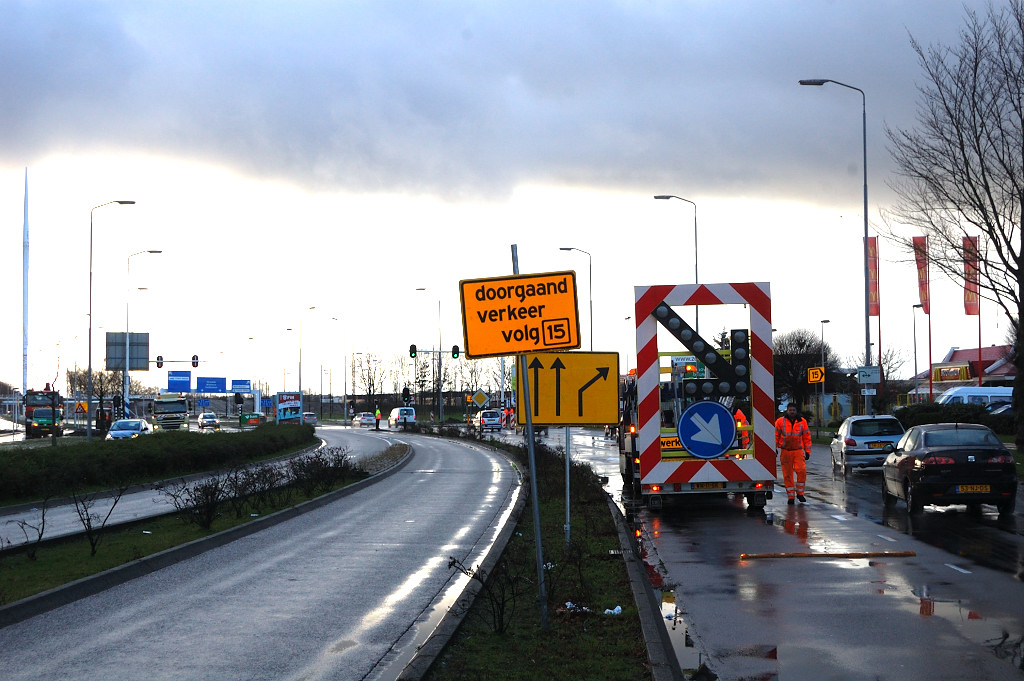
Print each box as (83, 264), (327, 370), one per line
(934, 386), (1012, 407)
(388, 407), (416, 427)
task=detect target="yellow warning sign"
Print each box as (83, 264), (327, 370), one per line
(515, 351), (618, 425)
(807, 367), (825, 384)
(660, 435), (683, 450)
(460, 271), (580, 359)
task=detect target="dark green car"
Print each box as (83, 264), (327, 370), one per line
(27, 407), (62, 438)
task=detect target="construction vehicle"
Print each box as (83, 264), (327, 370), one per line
(619, 282), (777, 511)
(152, 392), (190, 431)
(24, 385), (62, 439)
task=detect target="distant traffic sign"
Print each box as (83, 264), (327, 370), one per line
(807, 367), (824, 384)
(676, 400), (737, 460)
(515, 351), (618, 425)
(460, 271), (580, 359)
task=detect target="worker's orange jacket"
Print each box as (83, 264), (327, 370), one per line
(774, 415), (811, 452)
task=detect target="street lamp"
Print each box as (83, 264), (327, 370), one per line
(124, 250), (161, 418)
(559, 247), (592, 350)
(87, 200), (135, 440)
(820, 319), (830, 431)
(912, 304), (923, 403)
(287, 306), (316, 417)
(799, 78), (872, 414)
(654, 195), (699, 331)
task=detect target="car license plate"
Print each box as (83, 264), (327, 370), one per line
(868, 442), (886, 449)
(692, 482), (725, 490)
(956, 484), (990, 493)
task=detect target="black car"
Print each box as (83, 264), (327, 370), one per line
(881, 423), (1017, 515)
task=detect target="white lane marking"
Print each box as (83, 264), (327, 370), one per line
(876, 534), (897, 543)
(945, 563), (972, 574)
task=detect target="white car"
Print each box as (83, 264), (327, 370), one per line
(352, 412), (376, 427)
(388, 407), (416, 427)
(473, 409), (503, 433)
(198, 413), (221, 430)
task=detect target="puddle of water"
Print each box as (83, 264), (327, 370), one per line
(659, 589), (707, 674)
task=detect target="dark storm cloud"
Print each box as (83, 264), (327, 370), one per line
(0, 1), (972, 200)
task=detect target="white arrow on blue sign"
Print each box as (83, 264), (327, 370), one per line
(677, 400), (737, 460)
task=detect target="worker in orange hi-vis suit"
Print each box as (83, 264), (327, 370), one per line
(734, 408), (750, 449)
(774, 403), (812, 505)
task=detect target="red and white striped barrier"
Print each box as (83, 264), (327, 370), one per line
(634, 283), (776, 488)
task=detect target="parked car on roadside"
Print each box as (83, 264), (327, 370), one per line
(830, 415), (906, 474)
(881, 422), (1017, 515)
(105, 419), (153, 440)
(198, 412), (221, 430)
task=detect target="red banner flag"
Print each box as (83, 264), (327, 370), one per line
(913, 236), (929, 315)
(867, 237), (879, 316)
(963, 236), (980, 315)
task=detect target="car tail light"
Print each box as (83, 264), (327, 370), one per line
(920, 455), (956, 465)
(844, 438), (857, 447)
(987, 454), (1014, 463)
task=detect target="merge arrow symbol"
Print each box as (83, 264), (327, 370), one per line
(577, 366), (609, 416)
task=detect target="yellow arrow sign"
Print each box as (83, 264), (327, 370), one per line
(460, 271), (580, 359)
(808, 366), (825, 384)
(515, 351), (619, 425)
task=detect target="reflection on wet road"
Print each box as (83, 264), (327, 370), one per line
(534, 430), (1024, 678)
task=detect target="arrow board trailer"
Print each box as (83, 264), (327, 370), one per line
(619, 282), (776, 511)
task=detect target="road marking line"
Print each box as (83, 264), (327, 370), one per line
(830, 514), (848, 521)
(945, 563), (972, 574)
(876, 534), (898, 543)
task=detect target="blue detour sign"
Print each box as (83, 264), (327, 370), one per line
(677, 400), (737, 460)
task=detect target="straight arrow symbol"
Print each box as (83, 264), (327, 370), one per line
(529, 357), (544, 416)
(577, 366), (609, 416)
(551, 357), (565, 415)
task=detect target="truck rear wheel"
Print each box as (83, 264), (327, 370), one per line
(745, 492), (767, 510)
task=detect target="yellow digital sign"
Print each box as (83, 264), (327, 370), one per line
(460, 271), (580, 359)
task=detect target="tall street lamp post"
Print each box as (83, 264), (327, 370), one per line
(88, 200), (135, 440)
(799, 78), (872, 414)
(124, 250), (161, 418)
(654, 195), (699, 331)
(820, 319), (830, 432)
(559, 247), (592, 350)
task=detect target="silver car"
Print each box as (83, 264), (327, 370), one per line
(105, 418), (153, 440)
(830, 415), (905, 474)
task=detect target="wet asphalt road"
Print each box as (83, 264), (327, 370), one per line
(0, 432), (520, 681)
(520, 429), (1024, 679)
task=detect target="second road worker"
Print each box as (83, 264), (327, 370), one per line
(774, 403), (811, 504)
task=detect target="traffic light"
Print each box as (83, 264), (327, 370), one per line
(234, 392), (244, 405)
(409, 344), (417, 358)
(156, 355), (163, 368)
(452, 345), (460, 358)
(192, 354), (199, 368)
(402, 387), (410, 403)
(729, 328), (750, 397)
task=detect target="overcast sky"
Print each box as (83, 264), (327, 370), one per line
(1, 0), (1007, 398)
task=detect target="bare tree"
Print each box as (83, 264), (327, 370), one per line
(884, 1), (1024, 443)
(72, 486), (130, 556)
(773, 329), (842, 410)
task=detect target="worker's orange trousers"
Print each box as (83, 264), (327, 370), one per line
(779, 449), (807, 500)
